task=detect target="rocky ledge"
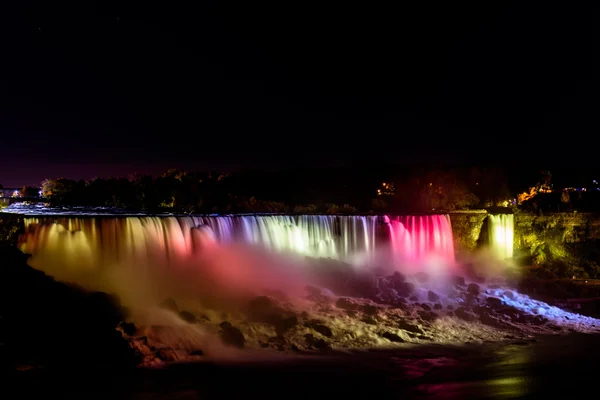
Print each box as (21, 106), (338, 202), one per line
(121, 270), (600, 366)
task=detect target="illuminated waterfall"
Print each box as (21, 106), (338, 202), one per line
(19, 216), (378, 267)
(487, 214), (514, 259)
(384, 215), (456, 271)
(18, 214), (457, 274)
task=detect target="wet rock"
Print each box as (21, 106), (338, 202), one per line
(391, 271), (406, 284)
(158, 298), (179, 313)
(304, 285), (333, 302)
(247, 296), (282, 322)
(219, 321), (245, 348)
(397, 320), (424, 334)
(376, 288), (402, 303)
(381, 331), (404, 342)
(336, 297), (359, 311)
(246, 296), (297, 334)
(409, 295), (419, 302)
(447, 304), (454, 310)
(274, 315), (298, 336)
(454, 307), (477, 322)
(465, 293), (480, 306)
(304, 333), (330, 350)
(263, 289), (289, 302)
(417, 310), (438, 322)
(346, 310), (358, 318)
(347, 275), (379, 298)
(156, 348), (179, 362)
(361, 316), (377, 325)
(433, 303), (443, 310)
(361, 304), (378, 316)
(414, 272), (429, 283)
(452, 275), (466, 287)
(395, 281), (416, 297)
(447, 311), (455, 317)
(189, 349), (204, 356)
(179, 310), (196, 323)
(307, 322), (333, 337)
(304, 285), (322, 297)
(480, 311), (504, 328)
(118, 321), (137, 336)
(467, 283), (480, 295)
(427, 290), (440, 302)
(420, 303), (431, 311)
(486, 297), (504, 308)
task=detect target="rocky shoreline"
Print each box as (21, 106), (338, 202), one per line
(3, 243), (600, 371)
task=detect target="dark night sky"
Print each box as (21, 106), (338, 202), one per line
(0, 2), (597, 186)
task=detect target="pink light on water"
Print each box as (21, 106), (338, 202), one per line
(385, 215), (456, 273)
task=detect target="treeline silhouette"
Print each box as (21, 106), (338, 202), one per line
(35, 166), (525, 214)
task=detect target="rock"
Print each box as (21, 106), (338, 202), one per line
(398, 320), (424, 334)
(433, 303), (443, 310)
(454, 307), (477, 322)
(336, 297), (359, 311)
(304, 285), (322, 297)
(307, 322), (333, 337)
(304, 333), (330, 349)
(156, 348), (179, 362)
(219, 321), (245, 348)
(447, 311), (455, 317)
(158, 298), (179, 313)
(304, 285), (333, 302)
(452, 275), (466, 286)
(376, 288), (401, 303)
(361, 304), (378, 316)
(395, 281), (416, 297)
(274, 315), (298, 336)
(427, 290), (440, 302)
(263, 289), (289, 302)
(189, 349), (204, 356)
(486, 297), (504, 308)
(361, 316), (377, 325)
(480, 311), (504, 328)
(417, 310), (438, 322)
(179, 310), (196, 323)
(414, 272), (429, 283)
(467, 283), (480, 295)
(447, 305), (454, 310)
(381, 331), (404, 342)
(246, 296), (297, 335)
(247, 296), (280, 322)
(391, 271), (406, 284)
(409, 295), (419, 302)
(420, 303), (431, 311)
(465, 293), (480, 306)
(118, 321), (137, 336)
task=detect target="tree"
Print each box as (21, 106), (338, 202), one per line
(21, 185), (39, 197)
(392, 169), (479, 212)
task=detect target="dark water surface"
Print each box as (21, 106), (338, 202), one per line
(7, 333), (600, 399)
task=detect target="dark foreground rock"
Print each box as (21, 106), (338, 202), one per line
(0, 245), (140, 371)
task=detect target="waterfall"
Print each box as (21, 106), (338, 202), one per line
(18, 214), (456, 273)
(384, 215), (456, 272)
(487, 214), (514, 259)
